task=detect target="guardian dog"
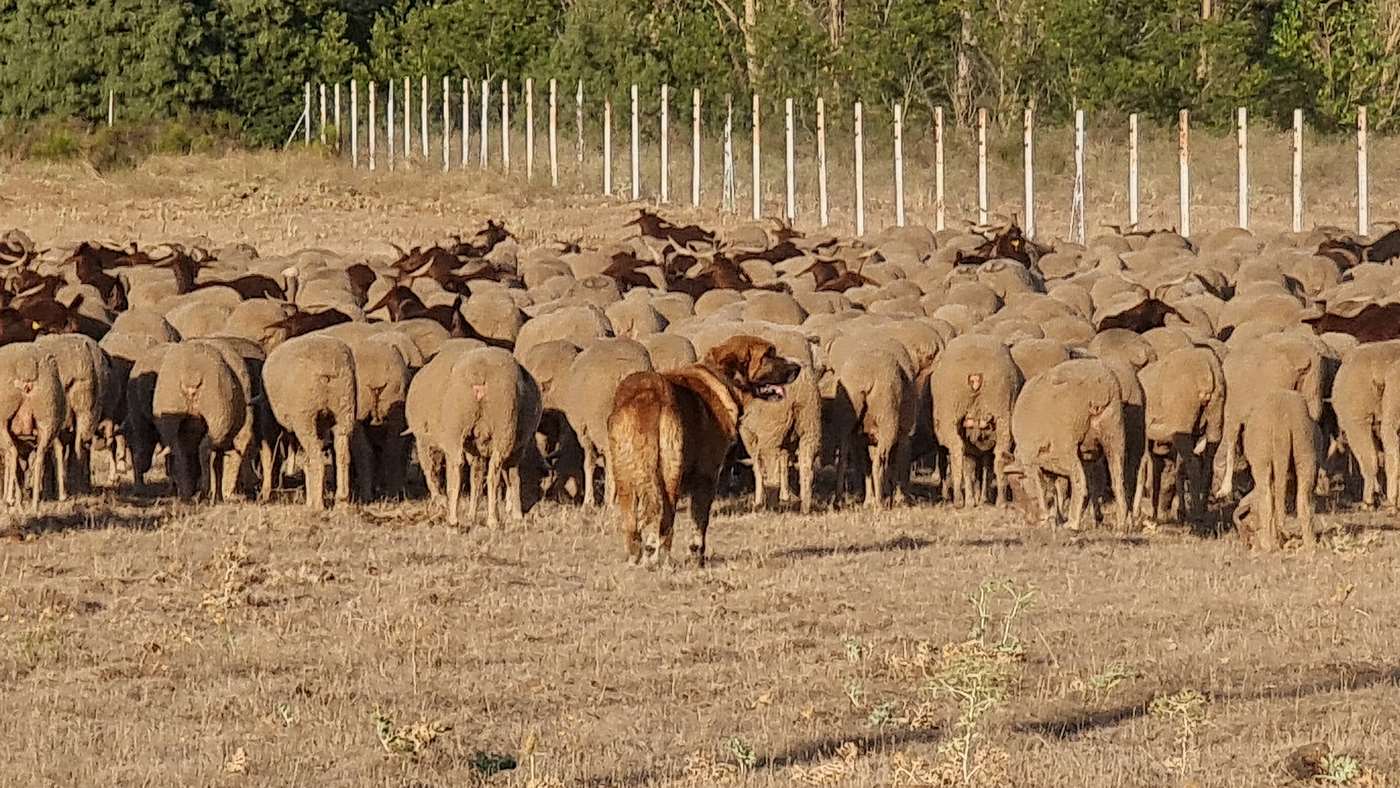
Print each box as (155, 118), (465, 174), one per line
(608, 335), (800, 567)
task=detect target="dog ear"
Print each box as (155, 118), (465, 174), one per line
(706, 336), (754, 385)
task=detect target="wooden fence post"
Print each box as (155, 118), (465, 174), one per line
(1022, 106), (1033, 238)
(525, 77), (535, 180)
(1072, 109), (1086, 244)
(1236, 107), (1248, 229)
(1358, 105), (1369, 236)
(631, 84), (640, 201)
(367, 81), (375, 171)
(107, 89), (115, 127)
(752, 93), (762, 220)
(604, 96), (613, 196)
(692, 88), (701, 208)
(334, 83), (342, 150)
(403, 77), (411, 159)
(660, 85), (670, 203)
(549, 78), (559, 187)
(1129, 113), (1140, 227)
(855, 100), (865, 237)
(304, 82), (312, 146)
(442, 76), (450, 173)
(1178, 109), (1191, 238)
(934, 106), (945, 231)
(894, 102), (905, 227)
(1292, 108), (1303, 232)
(319, 83), (326, 145)
(467, 78), (478, 170)
(723, 94), (735, 212)
(351, 80), (359, 167)
(387, 80), (395, 171)
(480, 79), (488, 168)
(977, 107), (988, 225)
(420, 75), (429, 157)
(817, 96), (828, 227)
(785, 97), (796, 221)
(576, 80), (584, 171)
(502, 78), (510, 173)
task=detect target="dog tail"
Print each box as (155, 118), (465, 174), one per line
(608, 374), (672, 524)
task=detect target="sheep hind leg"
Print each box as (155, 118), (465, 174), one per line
(1257, 461), (1280, 552)
(777, 449), (793, 506)
(208, 450), (225, 505)
(444, 446), (464, 526)
(1067, 458), (1089, 532)
(31, 430), (54, 511)
(1295, 435), (1318, 549)
(750, 450), (766, 511)
(581, 440), (598, 509)
(332, 427), (352, 508)
(295, 426), (326, 511)
(797, 444), (815, 515)
(467, 458), (485, 522)
(890, 437), (911, 506)
(485, 452), (503, 527)
(257, 438), (275, 502)
(867, 444), (888, 510)
(947, 442), (967, 508)
(5, 445), (18, 508)
(50, 439), (67, 502)
(508, 462), (524, 520)
(349, 426), (375, 502)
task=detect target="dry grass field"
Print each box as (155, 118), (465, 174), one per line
(1, 134), (1399, 787)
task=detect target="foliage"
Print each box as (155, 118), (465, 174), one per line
(1269, 0), (1400, 130)
(0, 0), (1393, 148)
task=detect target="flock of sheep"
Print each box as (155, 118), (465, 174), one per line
(0, 210), (1396, 558)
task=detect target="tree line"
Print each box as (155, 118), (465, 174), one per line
(0, 0), (1396, 148)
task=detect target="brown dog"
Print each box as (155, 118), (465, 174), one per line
(608, 335), (800, 567)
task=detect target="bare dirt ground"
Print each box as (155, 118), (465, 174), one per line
(0, 147), (1398, 787)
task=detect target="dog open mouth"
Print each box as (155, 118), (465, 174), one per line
(756, 383), (787, 400)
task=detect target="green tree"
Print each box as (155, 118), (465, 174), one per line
(200, 0), (359, 144)
(1269, 0), (1400, 130)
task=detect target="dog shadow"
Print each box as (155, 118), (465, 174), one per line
(770, 534), (933, 562)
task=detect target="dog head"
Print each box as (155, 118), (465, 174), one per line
(705, 335), (801, 402)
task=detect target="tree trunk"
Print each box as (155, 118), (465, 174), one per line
(828, 0), (844, 48)
(1197, 0), (1212, 83)
(954, 9), (974, 127)
(744, 0), (758, 86)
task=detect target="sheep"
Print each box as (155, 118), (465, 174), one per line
(34, 334), (109, 498)
(831, 342), (916, 509)
(559, 338), (654, 507)
(405, 342), (481, 501)
(462, 290), (526, 348)
(152, 342), (251, 501)
(0, 343), (67, 509)
(1236, 389), (1321, 551)
(518, 340), (584, 502)
(124, 343), (171, 491)
(430, 348), (543, 525)
(345, 334), (412, 500)
(930, 335), (1024, 507)
(514, 304), (612, 358)
(220, 298), (296, 352)
(641, 333), (697, 373)
(196, 335), (275, 500)
(263, 335), (358, 510)
(1012, 359), (1130, 531)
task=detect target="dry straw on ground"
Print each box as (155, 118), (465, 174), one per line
(0, 149), (1396, 786)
